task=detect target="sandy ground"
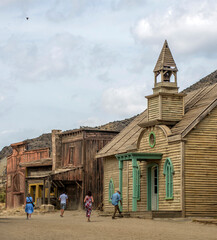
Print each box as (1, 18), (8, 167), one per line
(1, 210), (217, 240)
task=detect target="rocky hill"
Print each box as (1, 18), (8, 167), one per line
(183, 70), (217, 93)
(0, 116), (137, 160)
(0, 133), (52, 160)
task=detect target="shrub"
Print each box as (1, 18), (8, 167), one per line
(0, 189), (6, 203)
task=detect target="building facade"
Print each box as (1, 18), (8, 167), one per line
(51, 128), (118, 210)
(97, 41), (217, 217)
(6, 141), (51, 208)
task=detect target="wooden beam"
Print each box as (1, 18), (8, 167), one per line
(75, 181), (82, 190)
(43, 179), (45, 205)
(47, 177), (51, 205)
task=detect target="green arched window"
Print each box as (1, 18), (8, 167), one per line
(109, 178), (114, 202)
(135, 163), (141, 200)
(163, 158), (174, 199)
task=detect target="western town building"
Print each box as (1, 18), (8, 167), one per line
(6, 128), (119, 209)
(51, 128), (118, 210)
(6, 141), (51, 208)
(97, 40), (217, 218)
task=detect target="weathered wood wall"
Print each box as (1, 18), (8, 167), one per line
(103, 125), (182, 213)
(138, 126), (182, 211)
(185, 106), (217, 217)
(148, 94), (184, 122)
(84, 131), (116, 210)
(55, 130), (118, 210)
(148, 96), (159, 121)
(162, 95), (184, 121)
(104, 156), (120, 212)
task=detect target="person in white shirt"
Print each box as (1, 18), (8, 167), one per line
(59, 191), (68, 217)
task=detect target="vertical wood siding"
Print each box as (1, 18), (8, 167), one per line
(58, 130), (118, 210)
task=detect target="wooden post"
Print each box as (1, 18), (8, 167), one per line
(25, 179), (28, 197)
(181, 141), (185, 217)
(119, 160), (123, 211)
(132, 157), (138, 212)
(43, 179), (45, 205)
(48, 177), (51, 205)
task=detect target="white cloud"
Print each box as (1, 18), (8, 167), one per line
(0, 129), (17, 135)
(101, 84), (147, 117)
(0, 33), (118, 83)
(77, 117), (104, 128)
(0, 96), (5, 102)
(132, 0), (217, 56)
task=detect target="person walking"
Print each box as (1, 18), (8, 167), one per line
(84, 191), (94, 222)
(25, 193), (34, 220)
(111, 190), (123, 219)
(59, 191), (68, 217)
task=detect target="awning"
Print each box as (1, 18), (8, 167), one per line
(51, 167), (83, 181)
(115, 152), (163, 161)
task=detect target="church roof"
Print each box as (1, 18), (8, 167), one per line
(96, 83), (217, 158)
(154, 40), (177, 72)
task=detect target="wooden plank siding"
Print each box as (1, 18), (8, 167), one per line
(104, 156), (120, 212)
(53, 129), (118, 210)
(138, 126), (182, 211)
(162, 95), (184, 121)
(148, 96), (159, 121)
(184, 106), (217, 217)
(104, 125), (182, 213)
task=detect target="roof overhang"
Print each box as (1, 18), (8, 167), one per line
(115, 152), (163, 161)
(138, 119), (178, 128)
(145, 92), (186, 99)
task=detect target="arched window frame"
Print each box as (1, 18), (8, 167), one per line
(163, 158), (174, 199)
(109, 178), (114, 202)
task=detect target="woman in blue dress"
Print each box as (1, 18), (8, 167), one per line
(25, 193), (34, 219)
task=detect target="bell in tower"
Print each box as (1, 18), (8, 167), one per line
(153, 40), (178, 94)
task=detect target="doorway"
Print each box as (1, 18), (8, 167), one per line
(147, 164), (158, 211)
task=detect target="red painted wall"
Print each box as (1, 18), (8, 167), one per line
(6, 141), (50, 208)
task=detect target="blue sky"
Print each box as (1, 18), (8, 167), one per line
(0, 0), (217, 150)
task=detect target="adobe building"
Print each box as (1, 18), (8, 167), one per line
(6, 141), (52, 208)
(51, 128), (118, 210)
(97, 40), (217, 218)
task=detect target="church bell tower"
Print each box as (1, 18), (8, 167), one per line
(145, 40), (186, 125)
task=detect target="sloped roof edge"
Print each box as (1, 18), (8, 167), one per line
(181, 98), (217, 138)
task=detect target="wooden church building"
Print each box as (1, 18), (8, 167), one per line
(96, 40), (217, 218)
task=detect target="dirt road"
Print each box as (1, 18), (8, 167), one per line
(1, 210), (217, 240)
